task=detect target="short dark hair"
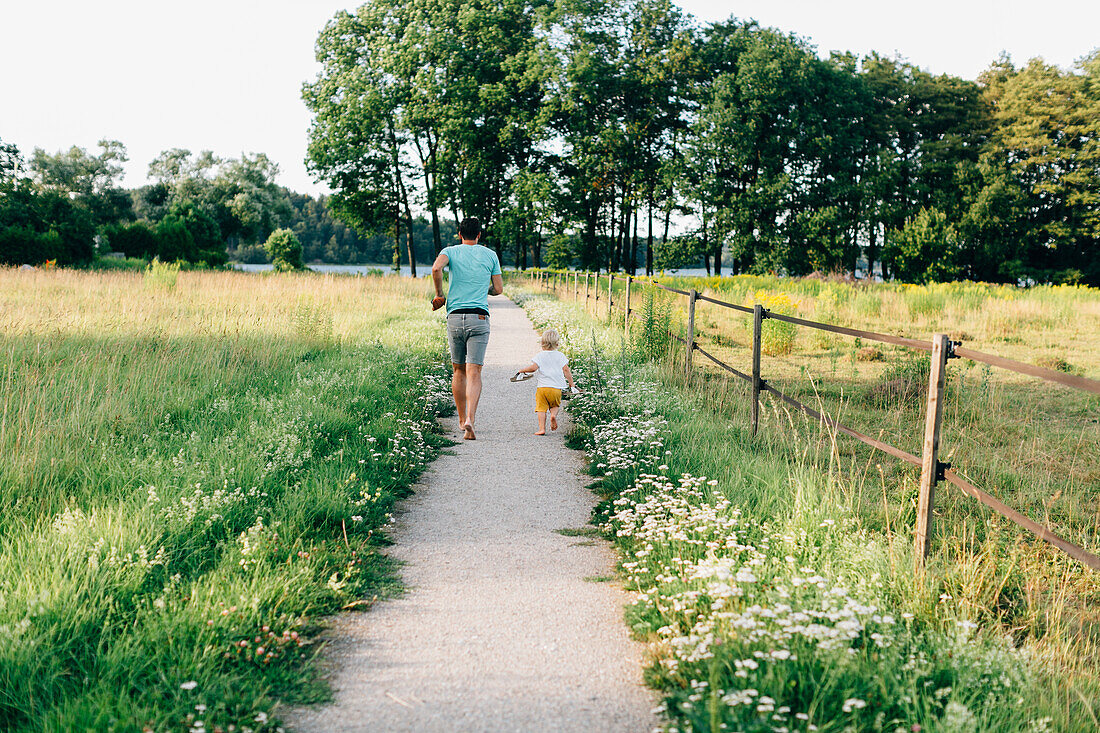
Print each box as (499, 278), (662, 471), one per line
(459, 217), (482, 240)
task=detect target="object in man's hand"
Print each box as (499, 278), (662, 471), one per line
(431, 296), (446, 311)
(510, 371), (534, 382)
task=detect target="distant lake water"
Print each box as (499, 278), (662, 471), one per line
(231, 264), (725, 279)
(233, 263), (427, 277)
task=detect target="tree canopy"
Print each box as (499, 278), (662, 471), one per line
(303, 1), (1100, 285)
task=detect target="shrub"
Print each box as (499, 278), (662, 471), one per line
(869, 355), (936, 407)
(0, 225), (57, 265)
(155, 216), (194, 263)
(264, 229), (303, 272)
(744, 290), (798, 355)
(855, 346), (884, 361)
(0, 183), (94, 266)
(1035, 355), (1079, 374)
(635, 292), (674, 361)
(145, 258), (180, 289)
(887, 207), (961, 284)
(103, 221), (157, 259)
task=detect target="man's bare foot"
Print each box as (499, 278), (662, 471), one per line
(534, 430), (545, 436)
(463, 423), (476, 440)
(550, 415), (558, 431)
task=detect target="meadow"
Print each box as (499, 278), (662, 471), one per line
(0, 266), (451, 731)
(513, 274), (1100, 732)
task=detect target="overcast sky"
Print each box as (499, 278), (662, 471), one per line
(2, 0), (1097, 196)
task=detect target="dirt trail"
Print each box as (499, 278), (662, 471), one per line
(286, 297), (657, 732)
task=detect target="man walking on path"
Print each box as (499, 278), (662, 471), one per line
(432, 217), (504, 441)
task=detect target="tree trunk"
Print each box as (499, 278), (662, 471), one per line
(630, 204), (639, 276)
(619, 188), (632, 272)
(643, 191), (653, 278)
(429, 142), (442, 254)
(866, 222), (879, 281)
(702, 211), (714, 275)
(399, 177), (417, 277)
(414, 133), (443, 256)
(584, 199), (598, 272)
(392, 213), (402, 271)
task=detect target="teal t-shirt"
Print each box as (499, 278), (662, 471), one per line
(443, 244), (502, 313)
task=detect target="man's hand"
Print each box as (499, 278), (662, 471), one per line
(431, 296), (446, 311)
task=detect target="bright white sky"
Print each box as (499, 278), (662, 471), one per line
(2, 0), (1097, 196)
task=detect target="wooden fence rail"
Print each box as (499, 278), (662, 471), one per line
(519, 268), (1100, 572)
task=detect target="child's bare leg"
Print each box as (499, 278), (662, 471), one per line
(535, 411), (546, 435)
(549, 405), (559, 431)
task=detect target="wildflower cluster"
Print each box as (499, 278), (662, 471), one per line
(157, 481), (269, 531)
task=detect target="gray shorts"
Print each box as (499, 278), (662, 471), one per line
(447, 312), (491, 365)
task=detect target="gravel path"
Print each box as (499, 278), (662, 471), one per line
(286, 297), (657, 733)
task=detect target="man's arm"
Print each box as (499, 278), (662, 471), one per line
(431, 252), (449, 309)
(488, 273), (504, 296)
(518, 360), (538, 374)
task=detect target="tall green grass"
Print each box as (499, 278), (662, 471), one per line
(515, 282), (1100, 732)
(0, 268), (451, 731)
(531, 271), (1100, 646)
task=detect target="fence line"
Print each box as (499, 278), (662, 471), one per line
(519, 268), (1100, 572)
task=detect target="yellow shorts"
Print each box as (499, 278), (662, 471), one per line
(535, 387), (562, 412)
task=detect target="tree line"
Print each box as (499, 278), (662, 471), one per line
(0, 140), (448, 268)
(304, 0), (1100, 285)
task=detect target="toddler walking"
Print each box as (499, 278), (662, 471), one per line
(516, 329), (578, 435)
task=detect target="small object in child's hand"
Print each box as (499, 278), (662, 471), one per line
(431, 296), (446, 311)
(510, 371), (534, 382)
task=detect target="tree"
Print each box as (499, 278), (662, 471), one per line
(684, 22), (813, 275)
(304, 4), (411, 272)
(264, 228), (304, 272)
(29, 139), (133, 231)
(144, 148), (288, 255)
(1, 141), (95, 266)
(967, 54), (1100, 284)
(103, 221), (158, 259)
(886, 207), (961, 283)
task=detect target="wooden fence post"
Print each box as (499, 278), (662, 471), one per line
(608, 273), (614, 322)
(685, 288), (697, 376)
(624, 275), (632, 339)
(584, 272), (590, 312)
(915, 333), (950, 569)
(574, 271), (578, 303)
(752, 304), (764, 436)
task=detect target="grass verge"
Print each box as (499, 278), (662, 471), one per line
(0, 267), (451, 732)
(514, 283), (1099, 733)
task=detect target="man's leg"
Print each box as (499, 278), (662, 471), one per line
(549, 404), (559, 431)
(446, 314), (468, 432)
(452, 363), (467, 428)
(463, 364), (483, 439)
(535, 411), (547, 435)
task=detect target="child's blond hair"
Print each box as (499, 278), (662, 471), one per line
(540, 329), (560, 350)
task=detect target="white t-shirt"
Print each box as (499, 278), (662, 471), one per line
(531, 349), (569, 390)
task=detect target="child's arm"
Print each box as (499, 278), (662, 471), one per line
(563, 364), (578, 390)
(518, 361), (538, 374)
